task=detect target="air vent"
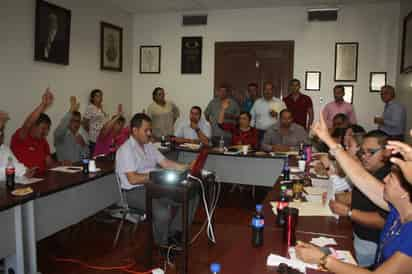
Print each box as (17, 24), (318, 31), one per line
(182, 15), (208, 26)
(308, 8), (338, 21)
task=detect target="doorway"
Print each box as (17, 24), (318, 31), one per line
(214, 41), (294, 104)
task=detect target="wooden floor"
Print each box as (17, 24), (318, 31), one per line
(35, 183), (271, 274)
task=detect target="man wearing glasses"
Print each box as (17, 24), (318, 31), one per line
(329, 130), (391, 268)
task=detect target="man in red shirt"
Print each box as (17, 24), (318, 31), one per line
(283, 79), (314, 130)
(11, 89), (56, 175)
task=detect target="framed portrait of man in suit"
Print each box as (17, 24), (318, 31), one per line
(34, 0), (71, 65)
(100, 22), (123, 72)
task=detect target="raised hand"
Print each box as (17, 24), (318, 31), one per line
(221, 99), (230, 110)
(70, 96), (80, 112)
(117, 103), (123, 115)
(42, 88), (54, 109)
(0, 111), (10, 127)
(311, 111), (333, 145)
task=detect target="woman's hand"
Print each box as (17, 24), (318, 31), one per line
(295, 241), (325, 264)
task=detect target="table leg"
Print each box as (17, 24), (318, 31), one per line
(145, 189), (153, 268)
(4, 205), (25, 274)
(182, 190), (188, 274)
(22, 201), (41, 274)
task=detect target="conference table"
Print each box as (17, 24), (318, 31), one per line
(0, 159), (119, 274)
(168, 146), (287, 187)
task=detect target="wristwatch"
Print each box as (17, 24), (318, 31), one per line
(318, 254), (330, 271)
(329, 143), (343, 157)
(347, 209), (353, 218)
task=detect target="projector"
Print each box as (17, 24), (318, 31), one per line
(149, 169), (188, 185)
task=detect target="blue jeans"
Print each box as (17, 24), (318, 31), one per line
(353, 233), (378, 267)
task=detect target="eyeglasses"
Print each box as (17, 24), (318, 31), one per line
(358, 148), (381, 157)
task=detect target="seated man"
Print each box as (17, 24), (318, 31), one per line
(54, 96), (89, 162)
(332, 113), (351, 131)
(261, 109), (308, 152)
(11, 89), (57, 175)
(0, 111), (35, 180)
(116, 113), (199, 249)
(174, 106), (211, 146)
(329, 130), (391, 267)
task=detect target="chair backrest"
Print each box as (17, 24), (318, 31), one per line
(115, 173), (129, 210)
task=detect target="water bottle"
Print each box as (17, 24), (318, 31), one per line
(109, 140), (116, 161)
(276, 200), (288, 227)
(218, 136), (225, 151)
(282, 158), (290, 181)
(280, 185), (288, 202)
(210, 263), (221, 274)
(81, 153), (89, 175)
(5, 157), (16, 190)
(251, 204), (264, 247)
(298, 142), (305, 158)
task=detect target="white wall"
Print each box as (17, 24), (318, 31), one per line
(397, 0), (412, 141)
(132, 2), (400, 130)
(0, 0), (133, 145)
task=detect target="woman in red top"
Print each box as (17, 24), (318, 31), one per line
(217, 99), (258, 149)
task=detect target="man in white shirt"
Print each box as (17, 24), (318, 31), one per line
(174, 106), (211, 146)
(0, 111), (35, 181)
(250, 82), (286, 142)
(116, 113), (199, 247)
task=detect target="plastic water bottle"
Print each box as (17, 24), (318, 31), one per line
(282, 158), (290, 181)
(280, 185), (288, 202)
(218, 136), (225, 151)
(298, 142), (305, 158)
(251, 204), (264, 247)
(5, 157), (16, 190)
(210, 263), (221, 274)
(81, 153), (89, 175)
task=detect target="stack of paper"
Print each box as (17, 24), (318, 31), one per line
(266, 253), (307, 273)
(310, 237), (337, 247)
(15, 177), (43, 185)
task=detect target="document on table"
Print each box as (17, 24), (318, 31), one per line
(270, 201), (335, 217)
(15, 177), (43, 185)
(266, 253), (307, 273)
(49, 166), (83, 173)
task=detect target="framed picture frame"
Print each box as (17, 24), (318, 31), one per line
(304, 71), (321, 91)
(181, 36), (202, 74)
(34, 0), (71, 65)
(401, 11), (412, 73)
(100, 22), (123, 72)
(369, 72), (387, 92)
(139, 45), (161, 73)
(342, 85), (354, 104)
(334, 42), (359, 82)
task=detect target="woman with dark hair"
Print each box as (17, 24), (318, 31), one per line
(147, 87), (179, 139)
(83, 89), (107, 154)
(217, 99), (258, 149)
(296, 112), (412, 273)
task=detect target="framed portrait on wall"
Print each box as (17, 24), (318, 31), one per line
(334, 42), (359, 82)
(401, 11), (412, 73)
(369, 72), (387, 92)
(181, 36), (202, 74)
(34, 0), (71, 65)
(100, 22), (123, 72)
(304, 71), (321, 91)
(140, 46), (161, 73)
(342, 85), (354, 104)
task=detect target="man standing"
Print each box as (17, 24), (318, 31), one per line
(174, 106), (211, 146)
(205, 85), (240, 145)
(283, 79), (313, 130)
(329, 130), (391, 267)
(374, 85), (406, 141)
(261, 109), (308, 152)
(241, 83), (260, 113)
(250, 82), (286, 142)
(116, 113), (199, 249)
(11, 89), (57, 175)
(54, 96), (89, 162)
(323, 85), (357, 129)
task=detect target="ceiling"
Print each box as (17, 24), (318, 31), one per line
(105, 0), (398, 14)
